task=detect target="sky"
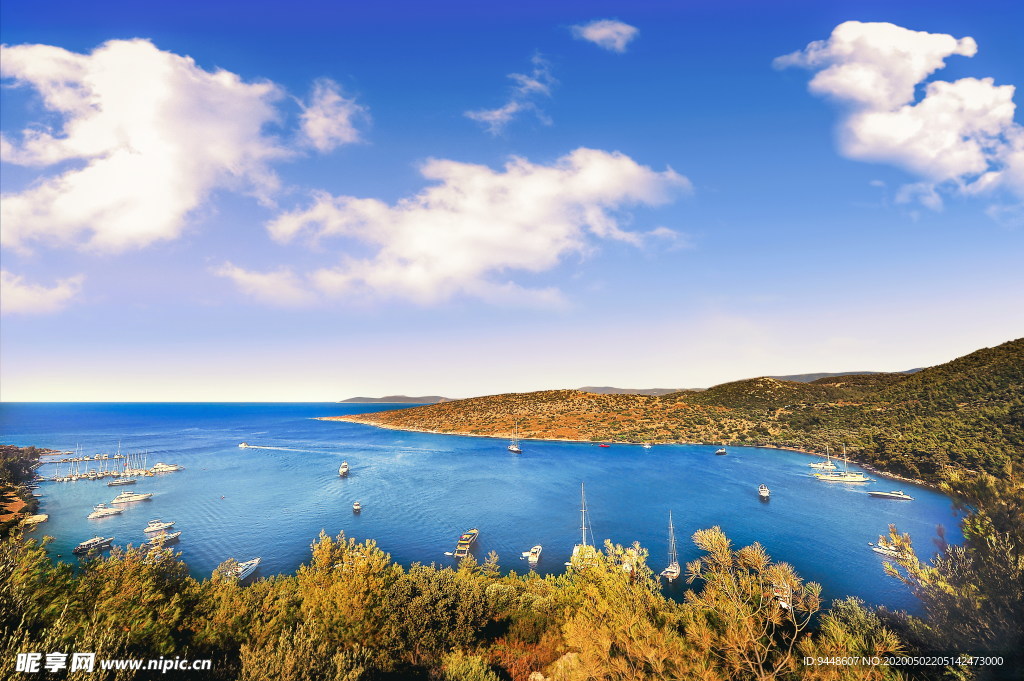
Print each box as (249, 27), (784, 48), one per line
(1, 0), (1022, 401)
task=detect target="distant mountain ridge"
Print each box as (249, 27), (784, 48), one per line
(329, 338), (1024, 483)
(767, 369), (923, 383)
(339, 396), (452, 404)
(579, 386), (700, 396)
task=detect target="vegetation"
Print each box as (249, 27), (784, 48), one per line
(3, 469), (1021, 680)
(0, 445), (44, 536)
(329, 338), (1024, 483)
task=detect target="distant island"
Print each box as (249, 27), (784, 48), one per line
(339, 395), (453, 404)
(324, 338), (1023, 484)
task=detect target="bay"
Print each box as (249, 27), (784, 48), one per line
(0, 402), (962, 614)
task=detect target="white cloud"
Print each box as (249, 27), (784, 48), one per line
(250, 148), (689, 305)
(213, 262), (316, 307)
(299, 79), (368, 152)
(0, 39), (289, 253)
(0, 270), (84, 315)
(571, 19), (639, 53)
(777, 21), (1024, 208)
(465, 55), (556, 134)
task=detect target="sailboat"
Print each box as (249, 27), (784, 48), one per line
(566, 482), (597, 567)
(814, 445), (870, 482)
(507, 421), (522, 453)
(660, 510), (681, 581)
(808, 445), (837, 470)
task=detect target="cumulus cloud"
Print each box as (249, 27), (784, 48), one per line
(233, 148), (689, 305)
(777, 21), (1024, 208)
(0, 39), (289, 253)
(299, 79), (368, 152)
(465, 55), (556, 134)
(212, 262), (316, 307)
(571, 19), (639, 53)
(0, 270), (84, 315)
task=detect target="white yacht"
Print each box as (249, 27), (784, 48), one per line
(230, 557), (261, 581)
(339, 461), (350, 477)
(151, 462), (183, 473)
(715, 447), (727, 455)
(814, 447), (870, 483)
(808, 445), (837, 470)
(867, 490), (914, 500)
(73, 536), (114, 555)
(107, 477), (137, 486)
(758, 484), (770, 499)
(111, 491), (153, 503)
(352, 500), (361, 512)
(144, 531), (181, 547)
(87, 504), (123, 519)
(870, 544), (905, 558)
(144, 519), (176, 533)
(522, 545), (542, 566)
(508, 421), (522, 453)
(660, 511), (681, 581)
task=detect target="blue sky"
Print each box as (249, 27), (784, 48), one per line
(2, 0), (1022, 401)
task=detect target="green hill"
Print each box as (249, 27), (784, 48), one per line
(328, 338), (1024, 482)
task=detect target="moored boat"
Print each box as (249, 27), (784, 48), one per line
(144, 531), (181, 547)
(352, 500), (361, 513)
(230, 557), (261, 581)
(808, 445), (837, 470)
(111, 491), (153, 503)
(144, 519), (175, 533)
(151, 462), (183, 472)
(107, 477), (137, 486)
(814, 447), (870, 482)
(870, 544), (906, 558)
(453, 529), (479, 559)
(522, 545), (542, 566)
(87, 503), (123, 519)
(867, 490), (914, 500)
(566, 483), (598, 568)
(508, 422), (522, 453)
(73, 536), (114, 555)
(660, 510), (681, 581)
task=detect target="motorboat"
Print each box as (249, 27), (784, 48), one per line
(352, 500), (361, 513)
(642, 443), (652, 449)
(870, 544), (905, 558)
(151, 462), (183, 472)
(521, 545), (542, 566)
(73, 536), (114, 555)
(758, 484), (770, 499)
(144, 519), (175, 533)
(107, 477), (137, 486)
(339, 461), (350, 477)
(715, 447), (727, 455)
(238, 442), (250, 448)
(111, 491), (153, 503)
(143, 531), (181, 547)
(229, 557), (261, 581)
(453, 529), (479, 559)
(87, 504), (123, 519)
(867, 490), (914, 500)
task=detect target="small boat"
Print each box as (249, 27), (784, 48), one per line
(867, 490), (913, 500)
(808, 445), (837, 470)
(642, 443), (652, 449)
(87, 503), (123, 519)
(870, 544), (905, 558)
(598, 444), (610, 448)
(660, 511), (681, 581)
(73, 536), (114, 555)
(715, 447), (727, 455)
(521, 545), (542, 566)
(339, 461), (350, 477)
(144, 519), (175, 533)
(107, 477), (137, 486)
(352, 500), (361, 513)
(758, 484), (770, 499)
(238, 442), (249, 448)
(111, 491), (153, 503)
(143, 531), (181, 547)
(229, 557), (261, 580)
(508, 421), (522, 453)
(453, 528), (479, 559)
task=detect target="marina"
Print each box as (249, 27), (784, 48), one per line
(2, 402), (961, 612)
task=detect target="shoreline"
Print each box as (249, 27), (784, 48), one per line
(315, 416), (939, 490)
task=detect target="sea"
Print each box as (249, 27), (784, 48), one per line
(0, 402), (963, 614)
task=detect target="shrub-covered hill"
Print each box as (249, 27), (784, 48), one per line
(328, 338), (1024, 482)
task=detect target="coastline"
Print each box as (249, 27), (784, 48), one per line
(315, 416), (940, 490)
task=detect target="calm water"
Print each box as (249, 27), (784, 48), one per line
(1, 402), (962, 613)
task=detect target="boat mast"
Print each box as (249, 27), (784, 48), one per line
(667, 510), (678, 566)
(580, 482), (591, 547)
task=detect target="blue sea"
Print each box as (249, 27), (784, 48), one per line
(1, 402), (963, 614)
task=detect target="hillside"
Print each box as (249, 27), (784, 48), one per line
(326, 338), (1024, 482)
(339, 395), (453, 404)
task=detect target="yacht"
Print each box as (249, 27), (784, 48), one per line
(808, 445), (837, 470)
(87, 504), (123, 519)
(507, 422), (522, 453)
(107, 477), (137, 486)
(870, 544), (905, 558)
(144, 519), (175, 533)
(566, 483), (598, 568)
(151, 462), (183, 473)
(230, 557), (261, 581)
(521, 545), (542, 566)
(814, 447), (870, 483)
(352, 500), (361, 513)
(758, 484), (770, 499)
(73, 536), (114, 555)
(715, 447), (727, 455)
(453, 529), (479, 559)
(660, 511), (681, 582)
(867, 490), (914, 500)
(144, 531), (181, 547)
(339, 461), (350, 477)
(111, 491), (153, 503)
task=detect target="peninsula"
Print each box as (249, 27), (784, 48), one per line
(324, 338), (1023, 483)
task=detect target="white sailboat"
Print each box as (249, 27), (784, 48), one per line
(507, 421), (522, 453)
(814, 446), (870, 483)
(808, 445), (837, 470)
(566, 482), (597, 567)
(660, 510), (681, 581)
